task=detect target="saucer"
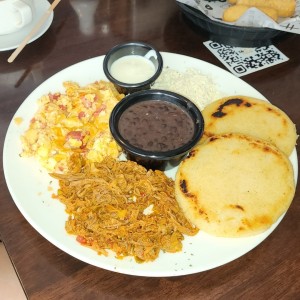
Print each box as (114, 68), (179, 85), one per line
(0, 0), (53, 52)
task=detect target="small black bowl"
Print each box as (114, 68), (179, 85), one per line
(109, 89), (204, 170)
(103, 42), (163, 94)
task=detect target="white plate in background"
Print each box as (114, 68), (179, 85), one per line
(0, 0), (53, 51)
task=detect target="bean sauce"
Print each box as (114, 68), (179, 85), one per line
(118, 100), (195, 152)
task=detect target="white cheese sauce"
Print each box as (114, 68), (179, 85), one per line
(110, 55), (156, 84)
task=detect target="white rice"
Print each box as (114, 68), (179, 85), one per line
(152, 67), (221, 111)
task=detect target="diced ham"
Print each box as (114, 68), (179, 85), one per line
(59, 104), (67, 110)
(93, 103), (106, 116)
(78, 111), (85, 119)
(66, 130), (83, 140)
(49, 93), (61, 101)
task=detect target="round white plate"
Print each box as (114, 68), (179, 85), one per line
(3, 53), (298, 277)
(0, 0), (53, 52)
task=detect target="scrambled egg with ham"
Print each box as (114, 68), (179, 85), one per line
(20, 80), (124, 172)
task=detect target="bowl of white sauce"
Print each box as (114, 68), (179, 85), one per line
(103, 41), (163, 94)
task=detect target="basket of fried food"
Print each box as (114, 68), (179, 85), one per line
(177, 0), (297, 47)
(223, 0), (296, 22)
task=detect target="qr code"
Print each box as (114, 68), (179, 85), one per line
(204, 41), (289, 77)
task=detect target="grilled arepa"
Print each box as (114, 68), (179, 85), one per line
(175, 133), (295, 237)
(202, 96), (297, 156)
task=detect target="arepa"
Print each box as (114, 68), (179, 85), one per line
(175, 133), (295, 237)
(202, 95), (297, 156)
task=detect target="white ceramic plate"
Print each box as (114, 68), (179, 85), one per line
(0, 0), (53, 51)
(3, 53), (298, 277)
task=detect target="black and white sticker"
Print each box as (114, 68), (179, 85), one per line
(204, 41), (289, 77)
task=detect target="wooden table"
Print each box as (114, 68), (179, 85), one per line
(0, 1), (299, 299)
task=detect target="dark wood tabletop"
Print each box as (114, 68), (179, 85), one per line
(0, 0), (299, 299)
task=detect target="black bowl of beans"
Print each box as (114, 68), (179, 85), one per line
(109, 89), (204, 170)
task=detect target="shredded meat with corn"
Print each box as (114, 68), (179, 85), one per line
(51, 156), (198, 263)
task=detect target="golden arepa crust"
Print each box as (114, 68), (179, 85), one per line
(202, 95), (297, 156)
(175, 133), (295, 237)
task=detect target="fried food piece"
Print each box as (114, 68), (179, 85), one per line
(236, 0), (296, 17)
(223, 4), (278, 22)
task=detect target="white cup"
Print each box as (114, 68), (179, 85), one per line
(0, 0), (34, 35)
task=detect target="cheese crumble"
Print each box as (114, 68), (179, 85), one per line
(152, 67), (221, 111)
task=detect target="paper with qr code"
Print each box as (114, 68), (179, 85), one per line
(204, 41), (289, 77)
(177, 0), (300, 34)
